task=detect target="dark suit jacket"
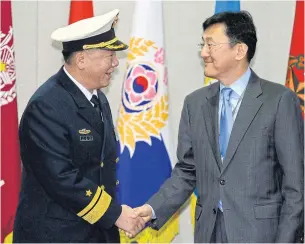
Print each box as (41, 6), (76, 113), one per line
(148, 71), (304, 243)
(13, 67), (121, 243)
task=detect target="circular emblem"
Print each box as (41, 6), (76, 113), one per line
(1, 27), (17, 107)
(123, 63), (159, 112)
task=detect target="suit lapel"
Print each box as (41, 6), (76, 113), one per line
(77, 108), (103, 135)
(222, 71), (263, 172)
(202, 82), (222, 171)
(57, 67), (103, 135)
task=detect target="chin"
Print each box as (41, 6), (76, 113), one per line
(100, 80), (110, 88)
(204, 70), (217, 79)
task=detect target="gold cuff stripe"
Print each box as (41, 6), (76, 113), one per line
(83, 37), (118, 50)
(82, 190), (112, 224)
(77, 186), (102, 217)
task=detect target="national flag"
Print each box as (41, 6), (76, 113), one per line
(215, 0), (240, 14)
(0, 0), (21, 242)
(116, 0), (179, 242)
(285, 0), (304, 117)
(69, 0), (94, 24)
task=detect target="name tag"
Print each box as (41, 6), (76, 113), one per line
(80, 135), (94, 141)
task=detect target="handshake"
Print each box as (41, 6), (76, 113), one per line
(115, 204), (153, 238)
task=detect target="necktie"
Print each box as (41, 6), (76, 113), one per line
(219, 88), (233, 159)
(90, 95), (103, 121)
(218, 88), (233, 212)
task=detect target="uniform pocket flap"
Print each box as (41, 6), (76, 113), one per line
(254, 203), (281, 219)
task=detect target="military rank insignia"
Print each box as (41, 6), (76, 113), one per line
(79, 129), (93, 141)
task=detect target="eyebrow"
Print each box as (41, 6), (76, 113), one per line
(202, 36), (214, 42)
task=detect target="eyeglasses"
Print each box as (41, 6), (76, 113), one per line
(198, 41), (238, 52)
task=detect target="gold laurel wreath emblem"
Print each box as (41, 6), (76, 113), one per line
(117, 95), (168, 157)
(127, 37), (157, 61)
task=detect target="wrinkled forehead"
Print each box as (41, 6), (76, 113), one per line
(202, 23), (228, 41)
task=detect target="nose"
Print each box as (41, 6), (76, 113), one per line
(112, 55), (119, 67)
(200, 46), (210, 59)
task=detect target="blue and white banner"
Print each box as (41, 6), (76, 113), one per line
(116, 0), (178, 242)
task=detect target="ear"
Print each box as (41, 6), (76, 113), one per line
(75, 51), (86, 69)
(235, 43), (248, 61)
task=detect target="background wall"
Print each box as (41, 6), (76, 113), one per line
(11, 1), (295, 242)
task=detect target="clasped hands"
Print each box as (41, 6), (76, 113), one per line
(115, 204), (153, 238)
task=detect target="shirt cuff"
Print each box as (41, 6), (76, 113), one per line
(147, 204), (156, 219)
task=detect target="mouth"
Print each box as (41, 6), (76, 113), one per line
(204, 59), (213, 64)
(204, 60), (214, 67)
(105, 70), (113, 79)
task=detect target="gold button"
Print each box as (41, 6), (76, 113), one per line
(116, 180), (119, 185)
(100, 162), (104, 167)
(115, 158), (119, 163)
(101, 185), (105, 191)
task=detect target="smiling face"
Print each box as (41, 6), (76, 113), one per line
(75, 49), (119, 90)
(201, 23), (241, 81)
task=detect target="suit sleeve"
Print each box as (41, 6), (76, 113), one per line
(274, 89), (304, 242)
(19, 99), (121, 229)
(147, 96), (196, 229)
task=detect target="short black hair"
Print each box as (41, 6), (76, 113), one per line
(62, 51), (75, 64)
(203, 11), (257, 62)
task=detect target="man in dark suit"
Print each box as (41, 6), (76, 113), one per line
(131, 11), (304, 243)
(13, 9), (144, 243)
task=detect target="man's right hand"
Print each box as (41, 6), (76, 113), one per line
(133, 204), (153, 223)
(122, 204), (154, 238)
(115, 205), (145, 237)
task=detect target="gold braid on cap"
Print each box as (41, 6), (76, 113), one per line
(83, 37), (118, 50)
(105, 44), (125, 49)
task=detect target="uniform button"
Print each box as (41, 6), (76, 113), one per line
(115, 158), (119, 163)
(101, 185), (105, 191)
(116, 180), (119, 185)
(213, 208), (217, 214)
(220, 179), (226, 185)
(100, 162), (104, 167)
